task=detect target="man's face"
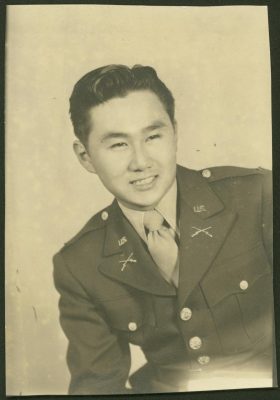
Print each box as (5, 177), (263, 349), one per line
(78, 90), (177, 211)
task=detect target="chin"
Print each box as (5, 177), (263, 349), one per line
(133, 196), (163, 210)
(119, 197), (157, 211)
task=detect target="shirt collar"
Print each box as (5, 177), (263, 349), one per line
(156, 179), (177, 233)
(118, 179), (178, 242)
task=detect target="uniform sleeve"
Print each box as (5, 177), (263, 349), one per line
(53, 252), (132, 395)
(261, 170), (273, 265)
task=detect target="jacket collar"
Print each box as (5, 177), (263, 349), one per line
(102, 200), (125, 257)
(176, 165), (237, 306)
(176, 164), (225, 219)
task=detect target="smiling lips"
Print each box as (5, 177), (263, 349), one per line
(130, 175), (158, 188)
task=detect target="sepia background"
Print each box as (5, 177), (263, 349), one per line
(6, 5), (271, 395)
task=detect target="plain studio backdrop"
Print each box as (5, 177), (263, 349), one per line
(6, 4), (271, 395)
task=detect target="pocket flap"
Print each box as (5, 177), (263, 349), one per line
(102, 297), (145, 331)
(200, 244), (271, 307)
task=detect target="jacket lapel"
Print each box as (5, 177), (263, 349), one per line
(176, 166), (237, 307)
(98, 200), (176, 297)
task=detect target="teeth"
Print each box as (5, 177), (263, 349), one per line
(133, 176), (155, 186)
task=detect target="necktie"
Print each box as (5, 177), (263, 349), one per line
(143, 210), (179, 286)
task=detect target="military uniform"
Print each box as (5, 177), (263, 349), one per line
(53, 164), (274, 394)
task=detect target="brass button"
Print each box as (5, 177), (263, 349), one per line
(180, 307), (192, 321)
(128, 322), (137, 331)
(189, 336), (202, 350)
(240, 280), (249, 290)
(202, 169), (211, 178)
(101, 211), (109, 221)
(198, 355), (210, 365)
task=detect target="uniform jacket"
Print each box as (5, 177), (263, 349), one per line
(53, 165), (274, 395)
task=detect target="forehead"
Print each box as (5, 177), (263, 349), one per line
(87, 90), (170, 133)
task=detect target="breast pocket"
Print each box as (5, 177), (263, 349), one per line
(101, 296), (156, 346)
(200, 243), (273, 354)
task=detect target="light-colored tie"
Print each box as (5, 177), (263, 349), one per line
(143, 210), (179, 286)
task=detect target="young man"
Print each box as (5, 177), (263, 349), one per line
(53, 64), (275, 394)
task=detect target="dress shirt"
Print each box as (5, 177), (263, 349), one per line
(118, 179), (179, 242)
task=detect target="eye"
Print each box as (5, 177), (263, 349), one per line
(146, 133), (161, 142)
(109, 142), (128, 150)
(111, 142), (126, 149)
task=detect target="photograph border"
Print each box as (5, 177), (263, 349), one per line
(1, 1), (279, 399)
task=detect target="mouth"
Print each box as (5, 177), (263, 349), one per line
(130, 175), (158, 189)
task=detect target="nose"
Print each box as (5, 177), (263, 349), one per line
(128, 142), (152, 171)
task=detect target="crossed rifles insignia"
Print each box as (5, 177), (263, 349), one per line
(191, 226), (213, 238)
(117, 236), (137, 271)
(119, 252), (137, 272)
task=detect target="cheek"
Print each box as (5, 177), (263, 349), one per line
(153, 139), (177, 162)
(93, 151), (129, 178)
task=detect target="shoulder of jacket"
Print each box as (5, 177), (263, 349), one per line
(199, 165), (271, 182)
(60, 204), (113, 250)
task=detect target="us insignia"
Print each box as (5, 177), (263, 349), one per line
(193, 205), (207, 213)
(118, 236), (127, 247)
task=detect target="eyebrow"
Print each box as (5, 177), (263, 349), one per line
(101, 132), (129, 143)
(100, 121), (167, 142)
(142, 120), (167, 133)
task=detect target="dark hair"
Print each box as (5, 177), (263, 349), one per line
(69, 64), (175, 145)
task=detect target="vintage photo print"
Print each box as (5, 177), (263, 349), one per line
(5, 3), (277, 397)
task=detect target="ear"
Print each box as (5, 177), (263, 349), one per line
(73, 140), (96, 174)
